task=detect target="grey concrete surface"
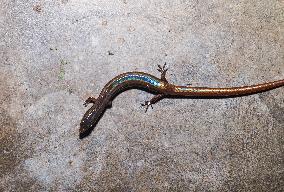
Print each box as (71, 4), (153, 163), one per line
(1, 0), (284, 191)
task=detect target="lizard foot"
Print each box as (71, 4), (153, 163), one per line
(157, 62), (168, 82)
(141, 94), (165, 113)
(141, 101), (153, 112)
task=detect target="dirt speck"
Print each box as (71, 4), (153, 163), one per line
(102, 20), (108, 26)
(33, 5), (42, 13)
(117, 37), (125, 45)
(127, 26), (135, 32)
(61, 0), (69, 4)
(108, 51), (114, 56)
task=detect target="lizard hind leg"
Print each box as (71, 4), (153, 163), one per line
(141, 94), (164, 112)
(83, 97), (97, 107)
(157, 62), (168, 83)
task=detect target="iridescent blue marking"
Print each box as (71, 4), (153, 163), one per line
(111, 74), (161, 90)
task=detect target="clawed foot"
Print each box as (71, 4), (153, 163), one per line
(157, 63), (168, 82)
(141, 94), (164, 113)
(83, 97), (96, 107)
(157, 62), (168, 74)
(141, 101), (153, 112)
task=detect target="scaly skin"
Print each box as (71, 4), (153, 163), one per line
(80, 64), (284, 138)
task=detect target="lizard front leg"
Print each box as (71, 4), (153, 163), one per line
(141, 63), (169, 112)
(157, 62), (168, 83)
(83, 97), (96, 107)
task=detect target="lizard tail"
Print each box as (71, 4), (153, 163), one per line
(171, 79), (284, 97)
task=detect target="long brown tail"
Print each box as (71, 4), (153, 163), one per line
(172, 79), (284, 97)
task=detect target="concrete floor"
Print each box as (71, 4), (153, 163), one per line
(1, 0), (283, 191)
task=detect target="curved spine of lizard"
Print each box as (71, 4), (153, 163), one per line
(80, 64), (284, 138)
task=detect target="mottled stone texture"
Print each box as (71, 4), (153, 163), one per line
(1, 0), (283, 191)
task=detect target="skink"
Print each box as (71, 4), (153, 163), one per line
(80, 64), (284, 138)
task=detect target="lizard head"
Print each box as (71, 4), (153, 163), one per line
(79, 94), (111, 138)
